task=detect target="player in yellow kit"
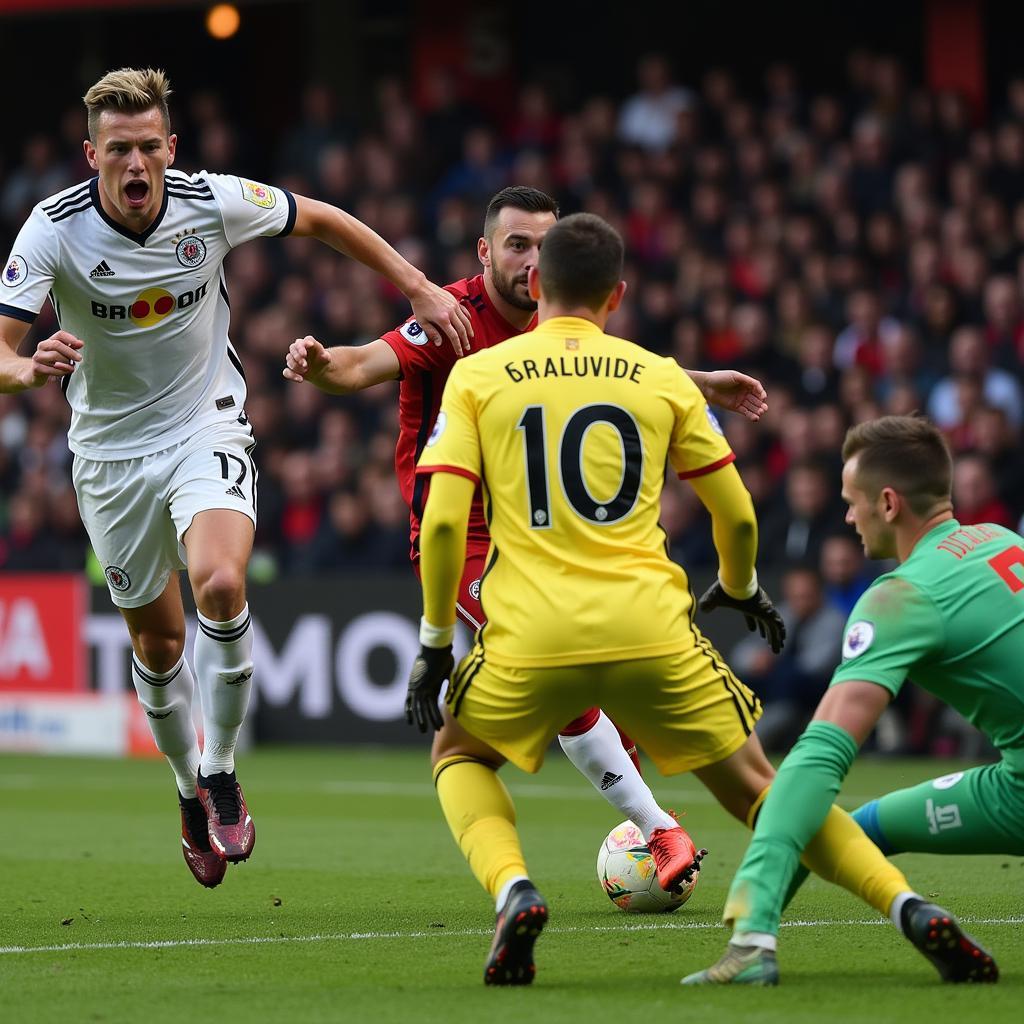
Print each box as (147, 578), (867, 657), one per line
(406, 213), (916, 987)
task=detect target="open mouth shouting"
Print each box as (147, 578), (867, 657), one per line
(124, 179), (150, 208)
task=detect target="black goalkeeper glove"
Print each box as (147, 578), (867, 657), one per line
(697, 580), (786, 654)
(405, 644), (454, 733)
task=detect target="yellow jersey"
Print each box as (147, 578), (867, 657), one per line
(416, 316), (735, 668)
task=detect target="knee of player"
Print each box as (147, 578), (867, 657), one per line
(133, 632), (186, 673)
(192, 567), (247, 618)
(430, 735), (504, 772)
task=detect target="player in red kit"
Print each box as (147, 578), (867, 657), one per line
(284, 186), (768, 890)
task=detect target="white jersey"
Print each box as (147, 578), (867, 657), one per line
(0, 170), (295, 460)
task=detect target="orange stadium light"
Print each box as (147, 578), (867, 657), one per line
(206, 3), (241, 40)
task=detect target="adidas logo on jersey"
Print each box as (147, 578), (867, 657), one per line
(89, 260), (115, 278)
(225, 484), (246, 499)
(600, 771), (623, 790)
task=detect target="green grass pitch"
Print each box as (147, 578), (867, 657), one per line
(1, 749), (1021, 1023)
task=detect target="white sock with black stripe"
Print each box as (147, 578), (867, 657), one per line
(557, 711), (676, 840)
(131, 652), (201, 798)
(194, 603), (254, 776)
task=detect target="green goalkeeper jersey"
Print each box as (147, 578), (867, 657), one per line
(831, 519), (1024, 760)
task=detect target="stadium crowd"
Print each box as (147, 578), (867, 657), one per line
(2, 51), (1022, 755)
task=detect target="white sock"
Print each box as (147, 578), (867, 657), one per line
(731, 931), (777, 952)
(495, 875), (530, 912)
(193, 603), (254, 776)
(889, 891), (923, 934)
(131, 652), (201, 798)
(558, 711), (676, 840)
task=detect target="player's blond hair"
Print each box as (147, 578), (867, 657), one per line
(83, 68), (172, 141)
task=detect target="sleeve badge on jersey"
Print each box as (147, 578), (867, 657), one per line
(426, 411), (447, 447)
(842, 620), (874, 659)
(705, 406), (724, 435)
(240, 180), (277, 209)
(400, 319), (428, 346)
(3, 255), (27, 287)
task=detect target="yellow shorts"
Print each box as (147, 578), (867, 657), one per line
(447, 638), (761, 775)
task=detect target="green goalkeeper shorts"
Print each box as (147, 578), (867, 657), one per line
(853, 754), (1024, 857)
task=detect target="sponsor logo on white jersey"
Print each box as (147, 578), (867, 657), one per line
(90, 280), (211, 327)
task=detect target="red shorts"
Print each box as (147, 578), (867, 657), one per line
(413, 545), (603, 738)
(412, 543), (490, 632)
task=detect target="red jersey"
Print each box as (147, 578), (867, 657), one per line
(381, 274), (536, 559)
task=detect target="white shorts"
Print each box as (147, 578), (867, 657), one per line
(73, 417), (258, 608)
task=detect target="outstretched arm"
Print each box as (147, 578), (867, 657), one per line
(688, 464), (759, 596)
(689, 464), (785, 652)
(291, 195), (473, 355)
(283, 335), (400, 395)
(687, 369), (767, 422)
(405, 471), (474, 732)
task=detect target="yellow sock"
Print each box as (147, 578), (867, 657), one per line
(745, 785), (771, 828)
(433, 755), (528, 899)
(803, 804), (911, 917)
(746, 783), (909, 918)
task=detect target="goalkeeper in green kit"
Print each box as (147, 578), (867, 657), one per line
(686, 415), (1021, 986)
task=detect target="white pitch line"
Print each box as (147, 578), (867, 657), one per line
(1, 916), (1020, 957)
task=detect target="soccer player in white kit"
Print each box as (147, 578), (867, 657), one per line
(0, 68), (472, 888)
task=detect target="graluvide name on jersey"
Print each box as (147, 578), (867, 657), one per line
(504, 354), (646, 384)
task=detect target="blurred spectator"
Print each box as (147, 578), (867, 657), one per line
(276, 451), (325, 573)
(1, 135), (70, 227)
(0, 492), (60, 570)
(434, 126), (507, 204)
(833, 288), (903, 374)
(927, 325), (1023, 429)
(875, 324), (938, 407)
(953, 454), (1014, 527)
(982, 274), (1024, 369)
(618, 54), (695, 152)
(731, 565), (845, 750)
(760, 458), (838, 565)
(819, 532), (876, 617)
(312, 491), (403, 570)
(793, 323), (840, 406)
(967, 404), (1024, 510)
(279, 83), (352, 183)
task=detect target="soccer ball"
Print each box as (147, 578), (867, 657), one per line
(596, 819), (698, 913)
